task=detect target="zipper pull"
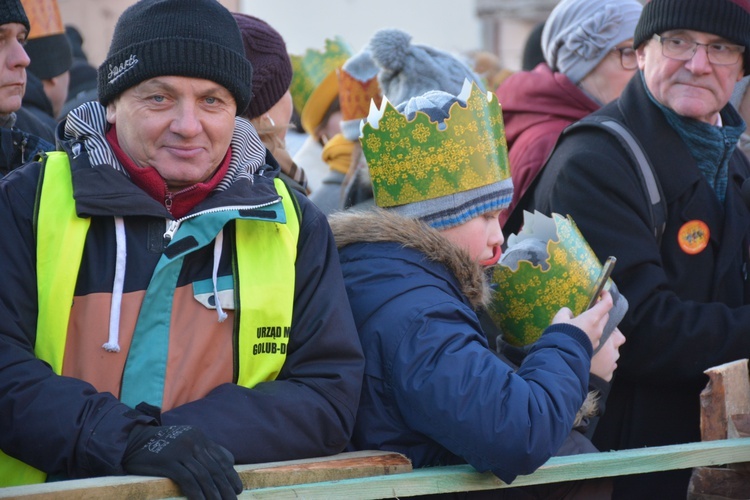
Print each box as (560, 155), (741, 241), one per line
(164, 191), (174, 213)
(164, 219), (181, 243)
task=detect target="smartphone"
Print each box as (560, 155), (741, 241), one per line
(587, 256), (616, 310)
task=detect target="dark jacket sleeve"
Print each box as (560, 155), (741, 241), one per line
(538, 127), (750, 385)
(389, 298), (592, 484)
(162, 194), (365, 463)
(0, 164), (154, 479)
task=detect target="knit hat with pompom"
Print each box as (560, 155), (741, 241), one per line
(368, 28), (484, 107)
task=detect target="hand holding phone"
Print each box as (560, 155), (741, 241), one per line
(587, 256), (616, 310)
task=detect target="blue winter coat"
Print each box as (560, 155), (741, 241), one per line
(330, 210), (594, 484)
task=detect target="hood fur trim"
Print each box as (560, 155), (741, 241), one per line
(573, 391), (600, 429)
(329, 209), (491, 308)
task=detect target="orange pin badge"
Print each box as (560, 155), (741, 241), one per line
(678, 220), (710, 255)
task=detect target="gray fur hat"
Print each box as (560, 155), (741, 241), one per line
(500, 238), (628, 353)
(542, 0), (642, 84)
(368, 28), (484, 107)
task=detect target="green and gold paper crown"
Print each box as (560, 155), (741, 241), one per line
(488, 211), (609, 347)
(290, 37), (352, 134)
(360, 80), (510, 208)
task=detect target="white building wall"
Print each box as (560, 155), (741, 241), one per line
(239, 0), (481, 60)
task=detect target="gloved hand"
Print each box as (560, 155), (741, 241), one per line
(122, 425), (243, 500)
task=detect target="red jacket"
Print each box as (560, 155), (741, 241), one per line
(495, 63), (599, 227)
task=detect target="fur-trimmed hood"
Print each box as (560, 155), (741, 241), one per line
(329, 209), (491, 309)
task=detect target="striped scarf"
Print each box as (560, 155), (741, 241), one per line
(63, 101), (268, 191)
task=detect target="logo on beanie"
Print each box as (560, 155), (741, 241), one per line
(107, 54), (139, 85)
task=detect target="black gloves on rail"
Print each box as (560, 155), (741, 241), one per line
(123, 425), (243, 500)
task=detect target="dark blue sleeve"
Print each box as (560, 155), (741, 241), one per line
(390, 301), (591, 484)
(0, 164), (152, 479)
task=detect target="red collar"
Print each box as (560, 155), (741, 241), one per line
(106, 125), (232, 219)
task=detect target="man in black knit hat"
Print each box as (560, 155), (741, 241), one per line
(523, 0), (750, 497)
(0, 0), (364, 497)
(0, 0), (54, 175)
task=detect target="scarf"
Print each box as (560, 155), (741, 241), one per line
(63, 102), (268, 191)
(642, 73), (745, 204)
(106, 124), (232, 219)
(322, 133), (354, 175)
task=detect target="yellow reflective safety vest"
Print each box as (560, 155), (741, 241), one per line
(1, 151), (299, 486)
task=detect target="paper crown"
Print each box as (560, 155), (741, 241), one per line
(338, 67), (381, 123)
(21, 0), (72, 80)
(21, 0), (64, 38)
(360, 80), (510, 208)
(488, 211), (610, 347)
(290, 37), (352, 135)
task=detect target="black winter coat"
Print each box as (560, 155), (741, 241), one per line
(528, 73), (750, 498)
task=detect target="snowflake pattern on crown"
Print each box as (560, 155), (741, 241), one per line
(361, 81), (510, 208)
(488, 213), (605, 347)
(290, 37), (352, 115)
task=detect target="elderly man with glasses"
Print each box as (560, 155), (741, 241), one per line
(522, 0), (750, 497)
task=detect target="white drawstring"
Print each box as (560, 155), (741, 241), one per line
(103, 216), (126, 352)
(212, 230), (228, 322)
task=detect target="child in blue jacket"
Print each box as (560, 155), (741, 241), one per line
(330, 82), (621, 497)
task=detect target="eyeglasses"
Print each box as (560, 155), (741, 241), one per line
(653, 34), (745, 66)
(612, 47), (638, 70)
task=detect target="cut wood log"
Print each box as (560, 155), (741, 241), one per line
(687, 466), (750, 500)
(700, 359), (750, 441)
(690, 359), (750, 498)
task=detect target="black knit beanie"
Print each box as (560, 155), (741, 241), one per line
(233, 13), (292, 120)
(634, 0), (750, 75)
(98, 0), (253, 115)
(0, 0), (29, 31)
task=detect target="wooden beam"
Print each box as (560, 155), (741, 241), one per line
(240, 439), (750, 499)
(0, 450), (411, 500)
(5, 439), (750, 499)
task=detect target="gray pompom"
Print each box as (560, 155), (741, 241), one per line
(369, 28), (412, 72)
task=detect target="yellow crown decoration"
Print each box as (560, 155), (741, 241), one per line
(488, 211), (610, 347)
(360, 80), (510, 208)
(290, 37), (352, 135)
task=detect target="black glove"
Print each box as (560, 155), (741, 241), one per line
(122, 425), (243, 500)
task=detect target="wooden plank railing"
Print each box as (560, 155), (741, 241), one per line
(3, 438), (750, 499)
(241, 438), (750, 499)
(4, 359), (750, 499)
(0, 450), (412, 499)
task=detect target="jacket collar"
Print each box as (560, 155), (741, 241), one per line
(329, 209), (492, 309)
